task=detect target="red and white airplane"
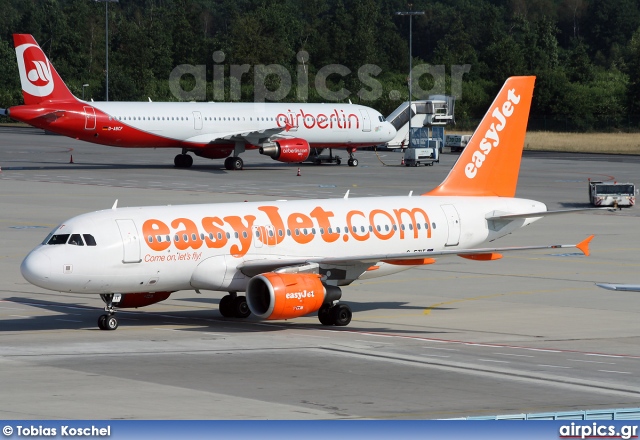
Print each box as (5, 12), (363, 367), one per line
(21, 76), (594, 331)
(3, 34), (396, 170)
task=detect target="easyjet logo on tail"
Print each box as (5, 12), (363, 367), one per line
(465, 89), (521, 179)
(15, 43), (54, 98)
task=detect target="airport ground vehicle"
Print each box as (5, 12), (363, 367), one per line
(588, 180), (635, 207)
(403, 142), (440, 166)
(445, 134), (471, 152)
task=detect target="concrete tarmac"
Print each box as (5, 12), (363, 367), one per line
(1, 127), (640, 419)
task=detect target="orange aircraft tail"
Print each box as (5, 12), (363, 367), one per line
(13, 34), (77, 105)
(426, 76), (535, 197)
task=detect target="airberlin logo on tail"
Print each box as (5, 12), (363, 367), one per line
(465, 88), (521, 179)
(15, 43), (54, 98)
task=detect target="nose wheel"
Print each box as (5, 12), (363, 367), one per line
(98, 294), (120, 331)
(98, 314), (118, 330)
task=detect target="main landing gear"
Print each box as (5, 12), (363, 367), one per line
(219, 292), (251, 318)
(98, 294), (119, 331)
(317, 303), (352, 326)
(174, 150), (193, 168)
(223, 156), (244, 171)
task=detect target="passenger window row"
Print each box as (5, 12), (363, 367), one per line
(146, 223), (436, 244)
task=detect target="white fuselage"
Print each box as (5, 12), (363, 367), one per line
(21, 195), (546, 295)
(86, 101), (396, 148)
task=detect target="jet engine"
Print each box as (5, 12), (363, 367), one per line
(113, 292), (172, 308)
(246, 273), (341, 320)
(259, 138), (311, 163)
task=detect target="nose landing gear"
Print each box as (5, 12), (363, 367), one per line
(98, 293), (119, 331)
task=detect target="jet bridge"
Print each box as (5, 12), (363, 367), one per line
(385, 96), (455, 149)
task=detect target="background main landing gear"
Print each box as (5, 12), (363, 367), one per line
(224, 156), (243, 171)
(174, 153), (193, 168)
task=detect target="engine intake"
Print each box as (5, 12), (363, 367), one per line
(246, 273), (341, 320)
(259, 138), (310, 163)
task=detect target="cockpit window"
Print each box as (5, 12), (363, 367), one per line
(83, 234), (97, 246)
(68, 234), (84, 246)
(47, 234), (70, 245)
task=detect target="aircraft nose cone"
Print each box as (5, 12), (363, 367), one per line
(21, 250), (51, 286)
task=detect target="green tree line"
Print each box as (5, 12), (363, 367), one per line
(1, 0), (640, 131)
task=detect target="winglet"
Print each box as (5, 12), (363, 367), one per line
(426, 76), (535, 197)
(576, 235), (594, 256)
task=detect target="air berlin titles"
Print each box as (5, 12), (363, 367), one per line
(142, 204), (432, 258)
(276, 109), (360, 130)
(465, 88), (521, 179)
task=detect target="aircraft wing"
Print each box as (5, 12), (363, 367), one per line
(237, 235), (593, 277)
(183, 126), (290, 146)
(596, 283), (640, 292)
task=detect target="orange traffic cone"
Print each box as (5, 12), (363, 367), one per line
(401, 156), (405, 166)
(69, 155), (74, 164)
(297, 167), (301, 176)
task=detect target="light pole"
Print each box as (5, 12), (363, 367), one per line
(396, 5), (424, 151)
(82, 83), (89, 100)
(94, 0), (119, 101)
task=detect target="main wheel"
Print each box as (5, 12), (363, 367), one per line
(318, 304), (333, 326)
(104, 315), (118, 330)
(184, 154), (193, 167)
(232, 157), (243, 170)
(232, 296), (251, 318)
(330, 304), (352, 326)
(335, 158), (341, 165)
(219, 295), (234, 317)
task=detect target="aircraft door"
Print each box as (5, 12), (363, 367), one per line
(440, 205), (461, 246)
(84, 106), (96, 130)
(116, 219), (142, 263)
(193, 111), (203, 130)
(359, 109), (371, 132)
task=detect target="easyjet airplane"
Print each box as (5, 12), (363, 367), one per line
(2, 34), (396, 170)
(21, 76), (594, 331)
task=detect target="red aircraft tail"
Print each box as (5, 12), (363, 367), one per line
(13, 34), (77, 105)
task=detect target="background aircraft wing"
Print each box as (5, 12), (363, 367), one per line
(237, 236), (593, 277)
(596, 283), (640, 292)
(184, 126), (289, 146)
